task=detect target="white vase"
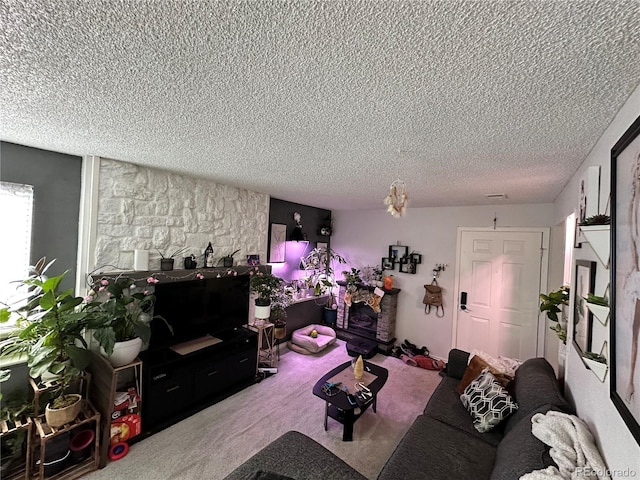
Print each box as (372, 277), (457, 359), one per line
(104, 338), (143, 367)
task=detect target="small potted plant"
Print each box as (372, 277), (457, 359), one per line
(86, 276), (173, 367)
(270, 285), (294, 340)
(249, 270), (284, 322)
(221, 249), (241, 268)
(0, 258), (94, 427)
(343, 268), (362, 292)
(539, 285), (570, 344)
(156, 247), (189, 271)
(579, 214), (610, 226)
(582, 351), (608, 382)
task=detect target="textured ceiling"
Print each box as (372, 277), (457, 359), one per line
(1, 1), (639, 211)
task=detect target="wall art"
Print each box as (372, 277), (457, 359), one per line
(610, 114), (640, 445)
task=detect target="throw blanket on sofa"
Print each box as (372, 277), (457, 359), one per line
(520, 411), (610, 480)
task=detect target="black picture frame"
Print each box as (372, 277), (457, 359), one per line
(267, 223), (286, 263)
(410, 253), (422, 264)
(389, 245), (409, 261)
(573, 260), (596, 356)
(611, 114), (640, 446)
(381, 257), (395, 270)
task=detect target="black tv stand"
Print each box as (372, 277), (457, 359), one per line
(139, 327), (257, 433)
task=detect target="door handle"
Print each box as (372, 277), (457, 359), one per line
(460, 291), (468, 311)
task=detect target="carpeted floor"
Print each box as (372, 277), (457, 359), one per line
(84, 339), (443, 480)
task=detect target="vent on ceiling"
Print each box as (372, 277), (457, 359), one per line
(484, 193), (507, 200)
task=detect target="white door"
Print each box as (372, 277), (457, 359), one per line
(454, 229), (548, 360)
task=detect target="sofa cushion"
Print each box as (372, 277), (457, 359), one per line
(378, 415), (497, 480)
(505, 358), (573, 434)
(222, 431), (367, 480)
(456, 355), (513, 395)
(424, 376), (505, 446)
(460, 369), (518, 433)
(490, 404), (557, 480)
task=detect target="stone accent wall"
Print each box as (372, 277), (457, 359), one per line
(95, 159), (269, 271)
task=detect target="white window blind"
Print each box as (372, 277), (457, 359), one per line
(0, 181), (34, 317)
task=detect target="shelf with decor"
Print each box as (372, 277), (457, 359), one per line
(0, 416), (32, 480)
(86, 352), (142, 469)
(581, 341), (609, 383)
(579, 225), (610, 268)
(30, 401), (100, 480)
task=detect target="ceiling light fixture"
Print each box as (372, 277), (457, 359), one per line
(384, 180), (409, 218)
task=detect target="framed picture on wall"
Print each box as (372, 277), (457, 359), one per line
(268, 223), (286, 263)
(611, 114), (640, 446)
(382, 257), (394, 270)
(573, 260), (596, 355)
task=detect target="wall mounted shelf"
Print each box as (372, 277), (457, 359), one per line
(583, 357), (608, 383)
(579, 225), (610, 268)
(585, 301), (610, 326)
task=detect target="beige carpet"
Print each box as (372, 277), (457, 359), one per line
(84, 339), (443, 480)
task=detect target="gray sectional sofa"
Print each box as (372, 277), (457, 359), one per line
(223, 348), (573, 480)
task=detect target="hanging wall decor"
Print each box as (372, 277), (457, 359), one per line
(384, 179), (409, 218)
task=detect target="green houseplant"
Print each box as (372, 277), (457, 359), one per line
(156, 247), (189, 271)
(539, 285), (570, 344)
(0, 258), (95, 426)
(249, 269), (284, 322)
(85, 275), (171, 367)
(302, 246), (347, 324)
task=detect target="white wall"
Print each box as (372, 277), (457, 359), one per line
(331, 203), (553, 360)
(92, 158), (269, 272)
(553, 84), (640, 473)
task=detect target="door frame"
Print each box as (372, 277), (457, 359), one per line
(452, 227), (550, 357)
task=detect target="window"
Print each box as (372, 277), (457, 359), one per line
(0, 181), (33, 327)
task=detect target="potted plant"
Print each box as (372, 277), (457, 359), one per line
(156, 247), (189, 271)
(301, 247), (347, 324)
(582, 351), (608, 382)
(342, 268), (362, 292)
(0, 391), (33, 475)
(539, 285), (570, 344)
(270, 284), (294, 340)
(0, 258), (94, 427)
(579, 214), (610, 226)
(221, 249), (241, 268)
(86, 276), (172, 367)
(249, 270), (284, 322)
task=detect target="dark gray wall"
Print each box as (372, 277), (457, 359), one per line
(0, 142), (82, 290)
(268, 198), (332, 248)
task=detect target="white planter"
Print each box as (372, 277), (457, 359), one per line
(579, 225), (610, 268)
(45, 394), (82, 427)
(583, 357), (608, 383)
(254, 304), (271, 320)
(103, 337), (143, 367)
(585, 301), (610, 326)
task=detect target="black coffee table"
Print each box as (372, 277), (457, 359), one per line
(312, 359), (388, 441)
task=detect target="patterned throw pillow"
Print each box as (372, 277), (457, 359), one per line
(460, 368), (518, 432)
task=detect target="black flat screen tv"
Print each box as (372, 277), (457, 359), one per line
(150, 275), (250, 351)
